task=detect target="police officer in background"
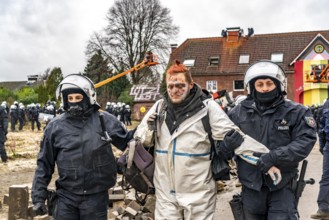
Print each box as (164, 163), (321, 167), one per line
(56, 103), (65, 115)
(31, 74), (135, 219)
(105, 102), (112, 114)
(29, 103), (41, 131)
(43, 104), (55, 129)
(2, 101), (9, 116)
(10, 102), (18, 132)
(227, 61), (317, 219)
(18, 103), (25, 131)
(123, 104), (132, 126)
(0, 102), (8, 163)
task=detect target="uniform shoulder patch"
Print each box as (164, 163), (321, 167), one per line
(304, 116), (316, 128)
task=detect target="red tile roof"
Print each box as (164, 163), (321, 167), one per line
(170, 29), (329, 76)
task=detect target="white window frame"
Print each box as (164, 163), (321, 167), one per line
(183, 59), (195, 67)
(239, 54), (250, 64)
(233, 80), (244, 91)
(271, 53), (283, 63)
(206, 80), (218, 92)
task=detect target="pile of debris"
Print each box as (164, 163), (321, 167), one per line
(0, 176), (156, 220)
(108, 177), (155, 220)
(1, 179), (242, 220)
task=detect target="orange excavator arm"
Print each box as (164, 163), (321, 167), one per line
(95, 51), (158, 88)
(305, 64), (329, 83)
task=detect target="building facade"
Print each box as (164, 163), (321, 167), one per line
(169, 27), (329, 106)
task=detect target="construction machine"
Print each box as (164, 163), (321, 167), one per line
(95, 51), (158, 88)
(305, 64), (329, 83)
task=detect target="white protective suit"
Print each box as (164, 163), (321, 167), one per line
(135, 98), (266, 220)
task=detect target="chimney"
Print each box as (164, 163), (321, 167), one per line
(224, 27), (243, 42)
(170, 44), (178, 52)
(247, 28), (254, 37)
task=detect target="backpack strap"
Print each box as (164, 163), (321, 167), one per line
(201, 112), (215, 160)
(200, 100), (215, 159)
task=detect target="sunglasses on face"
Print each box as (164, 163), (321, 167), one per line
(167, 82), (187, 90)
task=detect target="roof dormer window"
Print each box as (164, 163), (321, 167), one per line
(209, 56), (219, 66)
(239, 54), (250, 64)
(271, 53), (283, 63)
(183, 59), (195, 67)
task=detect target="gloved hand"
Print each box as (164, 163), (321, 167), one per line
(147, 112), (158, 131)
(33, 202), (47, 216)
(215, 141), (234, 160)
(222, 129), (244, 152)
(216, 130), (243, 160)
(320, 147), (324, 155)
(256, 152), (276, 173)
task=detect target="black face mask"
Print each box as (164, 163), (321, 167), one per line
(67, 100), (89, 118)
(255, 89), (279, 105)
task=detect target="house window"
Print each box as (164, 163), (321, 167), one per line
(206, 80), (217, 92)
(239, 54), (250, 64)
(183, 59), (195, 67)
(271, 53), (283, 63)
(209, 56), (219, 66)
(233, 80), (244, 91)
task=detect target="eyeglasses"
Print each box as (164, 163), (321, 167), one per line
(167, 83), (187, 90)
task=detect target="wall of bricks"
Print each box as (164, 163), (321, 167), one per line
(194, 74), (245, 98)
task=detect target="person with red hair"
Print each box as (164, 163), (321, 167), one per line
(134, 60), (265, 219)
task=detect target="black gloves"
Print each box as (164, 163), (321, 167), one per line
(222, 129), (244, 152)
(256, 152), (276, 173)
(217, 129), (243, 160)
(33, 202), (47, 216)
(147, 113), (158, 131)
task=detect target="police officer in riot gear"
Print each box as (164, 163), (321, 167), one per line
(10, 103), (18, 132)
(31, 74), (135, 219)
(105, 102), (112, 114)
(29, 103), (41, 131)
(227, 61), (317, 219)
(2, 101), (9, 116)
(56, 103), (65, 115)
(18, 103), (25, 131)
(123, 104), (132, 126)
(43, 104), (55, 129)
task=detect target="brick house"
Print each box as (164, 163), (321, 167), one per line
(169, 27), (329, 104)
(130, 84), (162, 120)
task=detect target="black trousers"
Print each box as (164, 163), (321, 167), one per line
(31, 118), (41, 131)
(242, 184), (298, 220)
(53, 189), (109, 220)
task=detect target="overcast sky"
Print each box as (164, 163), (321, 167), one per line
(0, 0), (328, 82)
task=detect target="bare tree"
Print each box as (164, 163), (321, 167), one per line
(40, 68), (51, 81)
(86, 0), (178, 84)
